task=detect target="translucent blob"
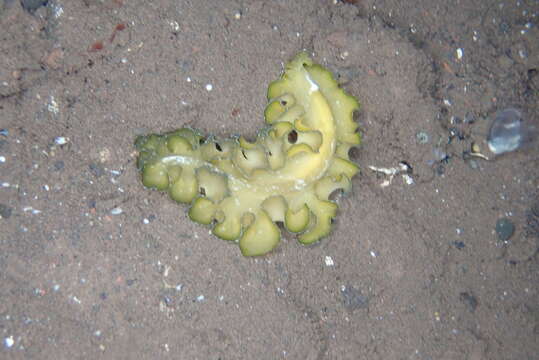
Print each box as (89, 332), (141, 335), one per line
(487, 108), (537, 155)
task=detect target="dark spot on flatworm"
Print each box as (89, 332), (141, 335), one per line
(215, 142), (222, 152)
(199, 187), (206, 196)
(329, 189), (343, 201)
(288, 130), (298, 144)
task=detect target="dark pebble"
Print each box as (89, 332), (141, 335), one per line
(163, 296), (173, 306)
(88, 199), (97, 209)
(20, 0), (48, 13)
(89, 163), (105, 178)
(498, 22), (511, 34)
(176, 59), (194, 73)
(0, 139), (7, 151)
(464, 112), (476, 124)
(459, 292), (478, 313)
(435, 164), (445, 176)
(341, 285), (369, 311)
(448, 127), (464, 140)
(451, 116), (462, 125)
(0, 203), (13, 219)
(126, 279), (136, 286)
(531, 202), (539, 217)
(495, 218), (515, 241)
(453, 241), (465, 249)
(53, 160), (64, 171)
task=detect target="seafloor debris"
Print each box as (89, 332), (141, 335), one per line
(487, 108), (537, 155)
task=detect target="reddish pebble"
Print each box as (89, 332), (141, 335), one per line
(89, 41), (104, 52)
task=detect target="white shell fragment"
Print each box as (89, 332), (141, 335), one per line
(4, 336), (14, 348)
(324, 255), (335, 266)
(110, 207), (123, 215)
(23, 206), (41, 214)
(369, 162), (414, 187)
(54, 136), (68, 145)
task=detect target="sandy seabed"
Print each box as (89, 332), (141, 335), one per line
(1, 1), (538, 359)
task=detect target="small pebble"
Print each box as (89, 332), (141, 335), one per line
(518, 49), (528, 59)
(196, 295), (205, 302)
(402, 174), (414, 185)
(0, 129), (8, 136)
(450, 116), (462, 125)
(495, 218), (515, 242)
(464, 112), (476, 124)
(23, 206), (41, 214)
(170, 21), (180, 32)
(88, 163), (105, 178)
(0, 156), (5, 163)
(531, 202), (539, 217)
(205, 84), (213, 91)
